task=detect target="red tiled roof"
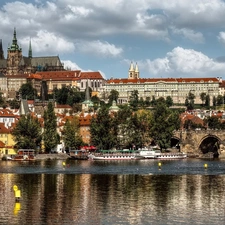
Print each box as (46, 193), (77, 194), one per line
(34, 70), (81, 80)
(55, 104), (72, 109)
(0, 140), (5, 148)
(0, 109), (16, 117)
(79, 114), (93, 126)
(80, 71), (104, 80)
(107, 77), (219, 84)
(27, 74), (42, 79)
(0, 123), (15, 133)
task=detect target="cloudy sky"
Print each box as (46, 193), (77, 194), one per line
(1, 0), (225, 79)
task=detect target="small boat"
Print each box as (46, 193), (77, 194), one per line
(69, 150), (89, 160)
(136, 148), (187, 160)
(136, 149), (161, 159)
(12, 149), (36, 161)
(88, 150), (136, 160)
(154, 152), (187, 160)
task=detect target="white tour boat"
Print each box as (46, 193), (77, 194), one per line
(136, 148), (187, 160)
(154, 152), (187, 159)
(88, 150), (136, 160)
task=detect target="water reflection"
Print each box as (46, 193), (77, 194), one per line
(0, 173), (225, 225)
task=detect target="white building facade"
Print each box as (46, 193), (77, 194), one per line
(103, 62), (221, 105)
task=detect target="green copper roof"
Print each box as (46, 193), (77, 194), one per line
(8, 28), (22, 52)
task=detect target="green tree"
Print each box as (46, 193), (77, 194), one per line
(54, 86), (85, 106)
(63, 117), (83, 151)
(166, 96), (173, 107)
(185, 92), (195, 110)
(205, 116), (221, 129)
(12, 114), (42, 150)
(108, 89), (119, 104)
(0, 92), (5, 106)
(149, 101), (180, 150)
(151, 95), (156, 106)
(217, 95), (223, 106)
(205, 95), (210, 108)
(43, 102), (59, 152)
(8, 99), (20, 109)
(200, 92), (206, 106)
(129, 90), (139, 111)
(90, 106), (118, 149)
(145, 97), (151, 107)
(19, 82), (37, 100)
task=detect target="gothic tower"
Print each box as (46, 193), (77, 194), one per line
(0, 39), (4, 59)
(128, 62), (135, 79)
(6, 28), (23, 75)
(28, 38), (32, 58)
(134, 62), (139, 79)
(128, 62), (139, 79)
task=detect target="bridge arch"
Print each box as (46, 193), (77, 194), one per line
(197, 135), (221, 158)
(171, 136), (180, 149)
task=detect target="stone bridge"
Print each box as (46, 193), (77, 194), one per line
(173, 130), (225, 158)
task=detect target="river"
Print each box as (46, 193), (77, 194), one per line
(0, 158), (225, 225)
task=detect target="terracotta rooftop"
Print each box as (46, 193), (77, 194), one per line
(107, 77), (219, 84)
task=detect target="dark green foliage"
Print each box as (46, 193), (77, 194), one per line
(0, 92), (5, 106)
(185, 91), (195, 110)
(149, 101), (180, 150)
(108, 89), (119, 104)
(91, 95), (100, 110)
(200, 92), (206, 106)
(53, 86), (85, 106)
(90, 106), (118, 150)
(205, 116), (221, 130)
(43, 102), (59, 152)
(166, 96), (173, 107)
(8, 99), (20, 109)
(19, 82), (37, 100)
(205, 95), (210, 108)
(63, 118), (83, 150)
(129, 90), (139, 111)
(12, 114), (42, 150)
(217, 95), (223, 106)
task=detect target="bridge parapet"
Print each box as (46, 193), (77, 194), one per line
(173, 129), (225, 157)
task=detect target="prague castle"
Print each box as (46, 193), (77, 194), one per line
(0, 29), (104, 99)
(0, 29), (224, 106)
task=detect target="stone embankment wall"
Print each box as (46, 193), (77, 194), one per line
(35, 153), (70, 160)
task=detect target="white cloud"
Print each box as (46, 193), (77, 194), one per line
(20, 30), (75, 55)
(171, 27), (204, 43)
(141, 47), (225, 77)
(77, 40), (123, 57)
(62, 60), (82, 71)
(218, 32), (225, 45)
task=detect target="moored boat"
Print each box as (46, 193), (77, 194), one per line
(12, 149), (36, 161)
(136, 148), (187, 160)
(69, 150), (89, 160)
(136, 149), (161, 159)
(88, 150), (137, 160)
(154, 151), (187, 159)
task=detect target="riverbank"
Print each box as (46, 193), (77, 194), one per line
(35, 153), (71, 160)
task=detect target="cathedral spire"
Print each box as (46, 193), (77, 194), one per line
(0, 39), (4, 59)
(85, 80), (90, 101)
(134, 62), (140, 79)
(135, 62), (139, 73)
(128, 61), (135, 79)
(9, 28), (21, 51)
(129, 61), (134, 72)
(28, 38), (32, 58)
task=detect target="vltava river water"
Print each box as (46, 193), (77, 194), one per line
(0, 159), (225, 225)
